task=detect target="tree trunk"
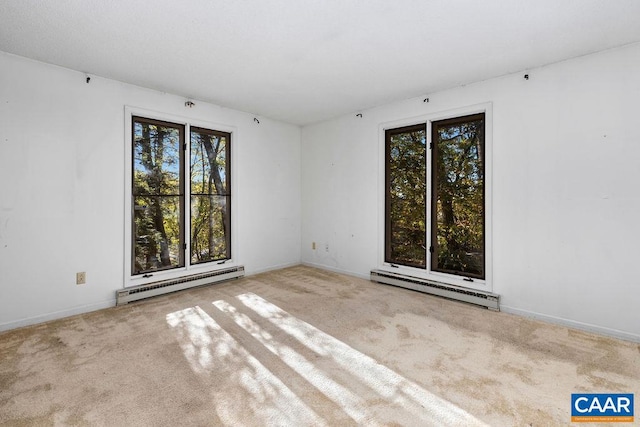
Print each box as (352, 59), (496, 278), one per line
(202, 134), (228, 258)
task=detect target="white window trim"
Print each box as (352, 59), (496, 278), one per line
(123, 106), (239, 288)
(377, 102), (493, 292)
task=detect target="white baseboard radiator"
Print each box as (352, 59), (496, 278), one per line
(116, 266), (245, 306)
(370, 269), (500, 311)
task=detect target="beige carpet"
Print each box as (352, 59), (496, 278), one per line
(1, 266), (638, 426)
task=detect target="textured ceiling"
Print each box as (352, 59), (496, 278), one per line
(1, 0), (640, 125)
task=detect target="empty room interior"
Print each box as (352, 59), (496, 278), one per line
(1, 1), (639, 425)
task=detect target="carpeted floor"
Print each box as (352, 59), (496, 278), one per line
(1, 266), (638, 426)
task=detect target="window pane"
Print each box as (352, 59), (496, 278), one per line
(132, 117), (184, 275)
(385, 125), (427, 268)
(432, 114), (484, 279)
(133, 195), (183, 274)
(190, 195), (230, 263)
(190, 127), (231, 265)
(190, 129), (228, 195)
(133, 121), (181, 195)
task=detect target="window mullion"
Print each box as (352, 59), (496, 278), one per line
(425, 121), (433, 273)
(184, 124), (191, 268)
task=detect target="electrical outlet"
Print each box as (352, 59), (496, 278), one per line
(76, 272), (86, 285)
(325, 244), (329, 252)
(312, 242), (316, 250)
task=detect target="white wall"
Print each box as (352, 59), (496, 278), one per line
(3, 42), (639, 341)
(0, 52), (301, 331)
(301, 42), (640, 342)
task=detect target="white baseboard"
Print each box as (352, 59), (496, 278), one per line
(245, 261), (302, 277)
(6, 267), (636, 347)
(301, 262), (640, 344)
(300, 261), (370, 280)
(500, 305), (640, 343)
(0, 299), (116, 333)
(0, 262), (300, 333)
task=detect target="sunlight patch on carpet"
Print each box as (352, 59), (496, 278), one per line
(166, 306), (325, 426)
(166, 293), (487, 426)
(213, 299), (378, 426)
(235, 292), (487, 426)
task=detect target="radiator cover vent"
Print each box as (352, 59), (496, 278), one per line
(116, 265), (245, 305)
(370, 269), (499, 310)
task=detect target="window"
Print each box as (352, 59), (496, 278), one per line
(189, 127), (231, 264)
(385, 124), (427, 268)
(384, 112), (486, 282)
(431, 113), (485, 279)
(131, 116), (231, 277)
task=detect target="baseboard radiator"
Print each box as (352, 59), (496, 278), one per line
(116, 266), (245, 306)
(370, 269), (500, 311)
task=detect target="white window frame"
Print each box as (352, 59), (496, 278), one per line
(377, 102), (493, 291)
(123, 106), (239, 288)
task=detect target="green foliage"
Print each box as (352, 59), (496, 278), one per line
(132, 122), (182, 274)
(434, 118), (484, 277)
(387, 128), (427, 267)
(133, 195), (181, 272)
(386, 116), (485, 278)
(189, 131), (229, 263)
(131, 122), (231, 275)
